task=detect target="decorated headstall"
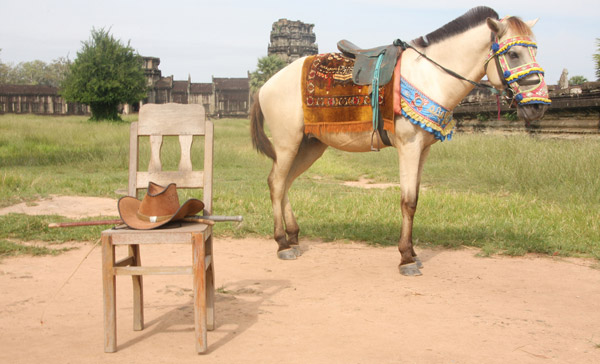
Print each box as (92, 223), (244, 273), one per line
(486, 33), (551, 106)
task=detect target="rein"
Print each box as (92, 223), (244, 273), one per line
(393, 39), (503, 95)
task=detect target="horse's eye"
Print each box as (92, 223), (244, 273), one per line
(508, 51), (519, 60)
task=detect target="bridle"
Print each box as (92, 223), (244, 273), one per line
(485, 34), (552, 107)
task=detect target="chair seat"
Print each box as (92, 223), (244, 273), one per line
(103, 222), (213, 277)
(103, 222), (211, 245)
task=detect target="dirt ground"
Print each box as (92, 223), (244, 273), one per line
(1, 196), (600, 364)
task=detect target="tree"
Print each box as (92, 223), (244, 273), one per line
(569, 75), (588, 85)
(0, 50), (71, 87)
(17, 60), (50, 85)
(595, 38), (600, 81)
(45, 57), (72, 87)
(0, 49), (15, 84)
(249, 55), (287, 93)
(61, 28), (147, 121)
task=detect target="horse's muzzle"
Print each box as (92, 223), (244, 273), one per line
(517, 103), (548, 122)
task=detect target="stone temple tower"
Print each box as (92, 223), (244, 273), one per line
(268, 19), (318, 63)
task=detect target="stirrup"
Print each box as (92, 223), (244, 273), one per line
(370, 130), (382, 152)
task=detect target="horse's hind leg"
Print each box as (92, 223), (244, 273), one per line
(268, 146), (301, 260)
(282, 137), (328, 255)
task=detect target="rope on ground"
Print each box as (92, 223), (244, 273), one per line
(40, 238), (100, 325)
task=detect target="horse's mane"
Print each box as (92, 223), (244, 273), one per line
(502, 16), (534, 37)
(412, 6), (499, 48)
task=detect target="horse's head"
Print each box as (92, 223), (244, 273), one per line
(484, 16), (550, 122)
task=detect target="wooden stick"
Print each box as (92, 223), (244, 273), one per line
(48, 215), (242, 228)
(48, 220), (123, 228)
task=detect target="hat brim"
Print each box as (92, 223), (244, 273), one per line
(118, 196), (205, 230)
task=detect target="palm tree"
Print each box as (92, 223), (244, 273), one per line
(569, 75), (588, 85)
(249, 55), (287, 93)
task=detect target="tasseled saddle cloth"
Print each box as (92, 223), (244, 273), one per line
(302, 53), (395, 136)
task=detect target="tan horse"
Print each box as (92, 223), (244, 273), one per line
(251, 7), (549, 276)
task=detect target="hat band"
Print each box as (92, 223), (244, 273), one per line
(136, 211), (173, 223)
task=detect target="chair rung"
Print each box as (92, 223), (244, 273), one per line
(114, 256), (135, 267)
(112, 255), (211, 276)
(114, 266), (192, 276)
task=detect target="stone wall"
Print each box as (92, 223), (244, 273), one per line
(0, 57), (250, 118)
(454, 82), (600, 134)
(0, 84), (89, 115)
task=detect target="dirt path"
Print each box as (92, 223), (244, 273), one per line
(1, 196), (599, 363)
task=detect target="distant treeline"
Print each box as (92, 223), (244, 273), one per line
(0, 51), (70, 88)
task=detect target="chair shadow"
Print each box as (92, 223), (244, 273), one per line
(117, 278), (290, 353)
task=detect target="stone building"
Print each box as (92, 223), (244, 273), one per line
(189, 82), (214, 111)
(142, 56), (249, 117)
(213, 77), (251, 118)
(268, 19), (318, 63)
(0, 84), (89, 115)
(558, 69), (569, 89)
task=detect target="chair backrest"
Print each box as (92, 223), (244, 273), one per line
(129, 103), (213, 215)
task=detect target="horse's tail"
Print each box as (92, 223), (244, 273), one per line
(250, 90), (277, 161)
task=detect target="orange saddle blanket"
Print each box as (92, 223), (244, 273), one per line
(302, 53), (395, 135)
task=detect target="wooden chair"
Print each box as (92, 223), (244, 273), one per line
(101, 103), (214, 354)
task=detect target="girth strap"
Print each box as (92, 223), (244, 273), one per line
(373, 113), (393, 149)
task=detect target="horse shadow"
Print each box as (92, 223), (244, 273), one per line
(116, 278), (290, 353)
(303, 219), (547, 260)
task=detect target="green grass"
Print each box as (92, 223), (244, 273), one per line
(1, 113), (599, 260)
(0, 114), (134, 206)
(0, 239), (64, 258)
(0, 214), (106, 242)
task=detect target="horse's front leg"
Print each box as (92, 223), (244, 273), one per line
(397, 142), (431, 276)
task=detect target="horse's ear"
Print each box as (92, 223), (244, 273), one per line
(526, 18), (539, 28)
(486, 17), (506, 37)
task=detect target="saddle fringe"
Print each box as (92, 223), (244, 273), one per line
(304, 119), (395, 136)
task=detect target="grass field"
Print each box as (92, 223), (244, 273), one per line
(1, 113), (599, 259)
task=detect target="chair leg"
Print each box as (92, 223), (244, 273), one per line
(206, 236), (215, 331)
(192, 232), (208, 354)
(130, 244), (144, 331)
(102, 235), (117, 353)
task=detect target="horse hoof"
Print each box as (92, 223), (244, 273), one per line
(414, 256), (423, 269)
(399, 263), (422, 276)
(277, 248), (297, 260)
(290, 244), (302, 257)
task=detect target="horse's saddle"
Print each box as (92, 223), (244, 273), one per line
(337, 39), (402, 86)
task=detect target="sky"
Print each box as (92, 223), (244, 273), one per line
(1, 0), (598, 85)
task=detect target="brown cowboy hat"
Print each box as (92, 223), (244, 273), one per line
(117, 182), (204, 230)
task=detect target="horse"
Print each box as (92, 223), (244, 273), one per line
(250, 6), (550, 276)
